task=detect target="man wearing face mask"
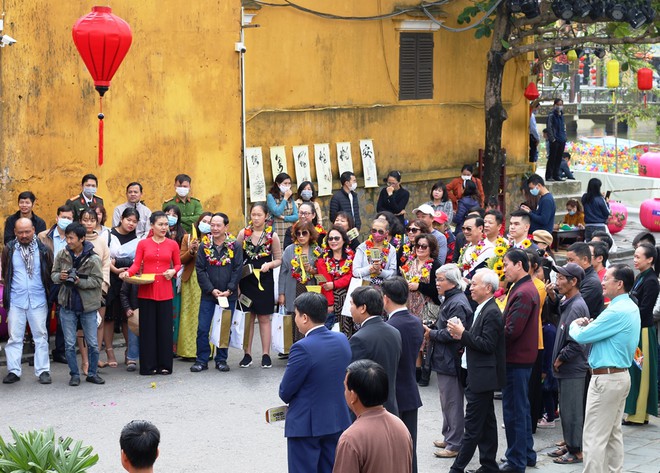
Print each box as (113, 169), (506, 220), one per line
(162, 173), (203, 233)
(330, 172), (361, 231)
(546, 98), (567, 182)
(520, 174), (555, 234)
(38, 204), (76, 364)
(65, 174), (104, 221)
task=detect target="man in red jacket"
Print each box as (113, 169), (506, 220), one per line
(499, 248), (540, 473)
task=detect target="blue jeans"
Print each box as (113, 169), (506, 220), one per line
(60, 308), (99, 377)
(503, 366), (535, 470)
(195, 298), (234, 365)
(127, 329), (139, 362)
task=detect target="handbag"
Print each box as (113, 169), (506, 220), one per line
(241, 263), (254, 280)
(128, 309), (139, 336)
(210, 305), (233, 349)
(271, 305), (293, 354)
(230, 304), (248, 350)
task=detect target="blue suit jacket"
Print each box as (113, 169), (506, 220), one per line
(387, 308), (424, 412)
(279, 326), (352, 438)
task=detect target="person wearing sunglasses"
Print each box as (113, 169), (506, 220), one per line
(282, 202), (325, 251)
(279, 221), (323, 343)
(398, 220), (431, 270)
(456, 216), (494, 282)
(333, 211), (360, 252)
(353, 219), (397, 285)
(316, 227), (355, 336)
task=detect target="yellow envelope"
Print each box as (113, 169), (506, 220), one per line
(306, 285), (322, 294)
(253, 268), (265, 291)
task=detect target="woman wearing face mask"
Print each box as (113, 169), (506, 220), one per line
(452, 180), (480, 234)
(555, 199), (585, 230)
(163, 204), (187, 355)
(353, 218), (397, 285)
(267, 173), (298, 241)
(177, 212), (213, 360)
(295, 181), (323, 228)
(376, 171), (410, 227)
(446, 164), (485, 211)
(107, 208), (140, 370)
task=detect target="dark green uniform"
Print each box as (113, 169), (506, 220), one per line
(65, 193), (105, 221)
(162, 196), (203, 233)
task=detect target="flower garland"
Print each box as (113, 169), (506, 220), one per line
(243, 224), (274, 260)
(487, 237), (510, 281)
(291, 244), (323, 283)
(323, 247), (354, 279)
(203, 233), (237, 266)
(509, 234), (533, 249)
(390, 233), (402, 250)
(399, 240), (413, 265)
(457, 237), (488, 273)
(401, 257), (433, 283)
(365, 235), (391, 278)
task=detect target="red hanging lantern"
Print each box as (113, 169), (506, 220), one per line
(638, 67), (653, 108)
(72, 6), (132, 166)
(524, 82), (540, 101)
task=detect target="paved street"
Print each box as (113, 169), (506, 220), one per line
(2, 337), (659, 472)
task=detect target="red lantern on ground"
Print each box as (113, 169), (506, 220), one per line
(638, 68), (653, 108)
(524, 82), (539, 101)
(640, 198), (660, 232)
(72, 6), (132, 166)
(607, 201), (628, 234)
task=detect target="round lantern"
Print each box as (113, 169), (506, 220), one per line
(638, 67), (653, 107)
(567, 50), (578, 61)
(638, 152), (660, 177)
(524, 82), (540, 101)
(72, 6), (133, 166)
(606, 60), (620, 88)
(640, 198), (660, 232)
(607, 201), (628, 234)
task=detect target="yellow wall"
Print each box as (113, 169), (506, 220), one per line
(244, 0), (530, 186)
(0, 2), (243, 230)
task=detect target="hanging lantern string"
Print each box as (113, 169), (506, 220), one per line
(98, 96), (104, 167)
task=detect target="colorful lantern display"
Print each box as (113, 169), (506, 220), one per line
(638, 67), (653, 107)
(72, 6), (133, 166)
(640, 198), (660, 232)
(638, 152), (660, 177)
(524, 82), (540, 101)
(607, 201), (628, 234)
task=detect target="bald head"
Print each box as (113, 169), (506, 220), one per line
(14, 217), (35, 245)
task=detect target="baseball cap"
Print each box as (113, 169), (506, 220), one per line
(413, 204), (435, 216)
(554, 263), (585, 283)
(433, 211), (448, 224)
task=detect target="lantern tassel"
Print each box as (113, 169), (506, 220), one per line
(644, 92), (647, 108)
(98, 97), (104, 166)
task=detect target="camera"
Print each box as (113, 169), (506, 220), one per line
(0, 35), (17, 47)
(64, 268), (77, 287)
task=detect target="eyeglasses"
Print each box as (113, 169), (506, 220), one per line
(406, 227), (420, 233)
(370, 228), (386, 235)
(299, 211), (312, 216)
(327, 236), (342, 242)
(462, 226), (473, 232)
(415, 243), (429, 250)
(295, 230), (309, 237)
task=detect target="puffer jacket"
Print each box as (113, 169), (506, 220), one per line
(51, 241), (103, 312)
(428, 287), (473, 376)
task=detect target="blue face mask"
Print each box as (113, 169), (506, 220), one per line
(530, 187), (540, 196)
(301, 190), (313, 201)
(57, 218), (73, 231)
(167, 215), (178, 227)
(198, 222), (211, 234)
(568, 210), (576, 216)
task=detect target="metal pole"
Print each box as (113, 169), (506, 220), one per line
(240, 8), (248, 226)
(614, 88), (618, 174)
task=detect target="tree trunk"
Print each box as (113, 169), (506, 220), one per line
(483, 4), (512, 201)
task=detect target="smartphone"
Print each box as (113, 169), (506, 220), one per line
(605, 190), (611, 200)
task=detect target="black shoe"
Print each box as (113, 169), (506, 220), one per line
(239, 354), (253, 368)
(417, 379), (429, 387)
(69, 376), (81, 386)
(499, 462), (523, 473)
(215, 361), (230, 372)
(52, 352), (68, 364)
(466, 468), (491, 473)
(85, 374), (105, 385)
(38, 372), (52, 384)
(190, 363), (208, 372)
(262, 354), (272, 368)
(277, 352), (289, 360)
(554, 176), (566, 181)
(3, 373), (20, 384)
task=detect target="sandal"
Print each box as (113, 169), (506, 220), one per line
(553, 453), (583, 464)
(106, 348), (118, 368)
(548, 446), (568, 458)
(555, 440), (567, 447)
(97, 361), (109, 368)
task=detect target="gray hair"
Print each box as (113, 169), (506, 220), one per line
(436, 263), (466, 291)
(473, 268), (499, 294)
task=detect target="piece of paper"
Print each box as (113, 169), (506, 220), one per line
(359, 139), (378, 188)
(269, 146), (288, 180)
(217, 296), (229, 309)
(266, 405), (288, 423)
(306, 285), (322, 294)
(314, 143), (333, 197)
(253, 268), (265, 291)
(246, 147), (267, 201)
(336, 142), (354, 175)
(238, 293), (252, 308)
(292, 145), (312, 188)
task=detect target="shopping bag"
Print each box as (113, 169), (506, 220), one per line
(210, 305), (233, 349)
(230, 305), (248, 350)
(271, 305), (293, 354)
(128, 309), (140, 336)
(341, 277), (364, 317)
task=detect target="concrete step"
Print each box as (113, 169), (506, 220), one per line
(545, 179), (582, 195)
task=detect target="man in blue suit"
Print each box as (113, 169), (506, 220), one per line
(383, 277), (424, 473)
(279, 292), (352, 473)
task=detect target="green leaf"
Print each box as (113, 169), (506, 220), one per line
(475, 28), (485, 39)
(501, 39), (510, 49)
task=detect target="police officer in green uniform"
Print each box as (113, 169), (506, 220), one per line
(162, 173), (203, 233)
(65, 174), (104, 221)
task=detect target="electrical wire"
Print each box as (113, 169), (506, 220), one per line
(421, 0), (503, 32)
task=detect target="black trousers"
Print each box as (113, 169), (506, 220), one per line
(138, 298), (173, 375)
(529, 350), (544, 434)
(450, 387), (499, 473)
(546, 140), (566, 180)
(400, 409), (419, 473)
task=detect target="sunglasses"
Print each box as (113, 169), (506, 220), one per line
(370, 228), (386, 235)
(406, 227), (420, 233)
(295, 230), (309, 237)
(415, 243), (429, 250)
(327, 236), (342, 242)
(462, 226), (473, 232)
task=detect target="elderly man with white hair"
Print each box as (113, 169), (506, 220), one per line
(446, 269), (506, 473)
(423, 263), (474, 459)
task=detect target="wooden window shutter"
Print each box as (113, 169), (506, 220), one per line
(399, 33), (434, 100)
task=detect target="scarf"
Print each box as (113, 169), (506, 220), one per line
(16, 235), (37, 278)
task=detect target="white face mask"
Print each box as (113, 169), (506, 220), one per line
(350, 182), (358, 192)
(176, 187), (190, 198)
(461, 175), (471, 181)
(83, 186), (97, 197)
(279, 185), (291, 194)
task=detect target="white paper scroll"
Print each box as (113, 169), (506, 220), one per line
(336, 142), (354, 175)
(269, 146), (288, 181)
(245, 147), (267, 202)
(359, 139), (378, 188)
(292, 145), (312, 188)
(314, 144), (333, 197)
